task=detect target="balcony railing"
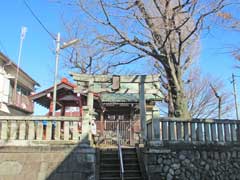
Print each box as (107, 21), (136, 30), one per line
(8, 93), (34, 113)
(147, 118), (240, 144)
(0, 116), (81, 145)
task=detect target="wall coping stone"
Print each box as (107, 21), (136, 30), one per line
(145, 143), (240, 154)
(0, 144), (96, 153)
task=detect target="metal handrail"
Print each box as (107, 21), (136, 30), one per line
(117, 121), (124, 180)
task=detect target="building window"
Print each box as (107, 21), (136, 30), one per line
(17, 85), (30, 96)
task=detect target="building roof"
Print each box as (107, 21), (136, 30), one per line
(0, 52), (40, 87)
(30, 78), (77, 109)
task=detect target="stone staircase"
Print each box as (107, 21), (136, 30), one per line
(99, 148), (143, 180)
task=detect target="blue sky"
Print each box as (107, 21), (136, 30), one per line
(0, 1), (239, 115)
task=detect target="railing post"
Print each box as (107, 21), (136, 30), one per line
(217, 123), (224, 142)
(162, 121), (168, 140)
(211, 123), (217, 142)
(46, 121), (52, 140)
(64, 121), (70, 140)
(169, 121), (176, 141)
(191, 122), (196, 142)
(37, 121), (43, 140)
(28, 121), (35, 140)
(231, 123), (237, 142)
(10, 121), (17, 140)
(224, 123), (231, 142)
(55, 121), (61, 140)
(19, 120), (26, 140)
(176, 122), (183, 141)
(183, 122), (190, 142)
(197, 123), (204, 141)
(237, 124), (240, 142)
(72, 121), (79, 141)
(204, 122), (211, 142)
(1, 120), (8, 140)
(152, 107), (160, 140)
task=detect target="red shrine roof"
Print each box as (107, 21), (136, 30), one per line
(30, 78), (81, 110)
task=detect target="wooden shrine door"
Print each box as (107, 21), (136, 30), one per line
(103, 114), (132, 146)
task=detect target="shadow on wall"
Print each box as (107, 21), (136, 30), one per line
(45, 135), (97, 180)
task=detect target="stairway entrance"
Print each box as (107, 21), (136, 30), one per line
(99, 147), (144, 180)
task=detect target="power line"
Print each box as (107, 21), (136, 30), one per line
(23, 0), (56, 40)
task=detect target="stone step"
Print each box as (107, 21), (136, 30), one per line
(123, 154), (138, 159)
(99, 148), (143, 180)
(100, 170), (141, 177)
(101, 163), (140, 170)
(101, 151), (137, 156)
(101, 157), (119, 161)
(101, 157), (138, 163)
(100, 151), (136, 156)
(100, 177), (142, 180)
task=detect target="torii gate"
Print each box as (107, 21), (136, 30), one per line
(70, 73), (162, 144)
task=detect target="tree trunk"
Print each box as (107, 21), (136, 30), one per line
(168, 90), (175, 117)
(166, 66), (190, 119)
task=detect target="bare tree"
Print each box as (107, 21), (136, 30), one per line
(60, 19), (116, 74)
(216, 4), (240, 60)
(58, 0), (228, 118)
(156, 66), (233, 119)
(60, 12), (148, 75)
(186, 68), (233, 119)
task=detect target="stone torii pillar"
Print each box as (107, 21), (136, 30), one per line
(81, 106), (90, 144)
(139, 75), (147, 143)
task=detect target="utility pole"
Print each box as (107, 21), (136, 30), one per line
(13, 26), (27, 103)
(232, 73), (239, 120)
(52, 33), (79, 116)
(52, 33), (60, 116)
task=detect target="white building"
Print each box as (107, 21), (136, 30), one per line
(0, 52), (39, 115)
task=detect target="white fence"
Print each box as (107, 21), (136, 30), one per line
(0, 116), (81, 143)
(147, 118), (240, 144)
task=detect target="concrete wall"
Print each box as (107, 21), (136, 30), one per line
(0, 71), (10, 104)
(144, 143), (240, 180)
(0, 144), (96, 180)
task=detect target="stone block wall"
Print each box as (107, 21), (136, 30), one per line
(144, 143), (240, 180)
(0, 144), (96, 180)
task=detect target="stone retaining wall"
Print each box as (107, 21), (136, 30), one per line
(0, 144), (96, 180)
(144, 143), (240, 180)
